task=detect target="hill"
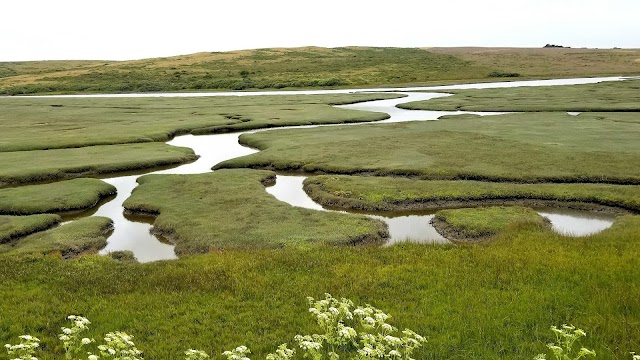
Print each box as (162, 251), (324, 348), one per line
(1, 46), (639, 95)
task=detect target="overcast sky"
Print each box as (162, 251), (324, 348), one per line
(2, 0), (639, 61)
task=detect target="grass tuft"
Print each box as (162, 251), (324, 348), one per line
(0, 143), (197, 186)
(0, 214), (61, 243)
(0, 178), (116, 215)
(6, 216), (112, 259)
(303, 175), (640, 213)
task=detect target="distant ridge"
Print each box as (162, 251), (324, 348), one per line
(1, 46), (639, 95)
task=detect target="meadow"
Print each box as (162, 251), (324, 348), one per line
(0, 51), (639, 359)
(2, 47), (639, 95)
(0, 226), (638, 358)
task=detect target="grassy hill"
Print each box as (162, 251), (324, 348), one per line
(2, 46), (639, 95)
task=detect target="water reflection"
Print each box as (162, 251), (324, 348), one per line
(95, 176), (177, 262)
(536, 208), (615, 237)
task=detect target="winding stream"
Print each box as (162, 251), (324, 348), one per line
(38, 77), (626, 262)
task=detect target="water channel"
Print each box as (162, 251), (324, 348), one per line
(32, 77), (628, 262)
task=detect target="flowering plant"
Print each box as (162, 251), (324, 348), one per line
(259, 293), (427, 359)
(534, 324), (595, 360)
(4, 335), (40, 360)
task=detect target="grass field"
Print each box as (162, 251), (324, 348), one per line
(123, 169), (387, 255)
(427, 47), (640, 78)
(400, 78), (640, 111)
(303, 175), (640, 212)
(0, 178), (115, 215)
(2, 46), (639, 95)
(0, 219), (638, 358)
(218, 112), (640, 183)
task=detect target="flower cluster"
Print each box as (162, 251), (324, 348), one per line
(222, 345), (251, 360)
(4, 335), (40, 360)
(534, 324), (595, 360)
(185, 349), (210, 360)
(59, 315), (95, 359)
(259, 293), (426, 359)
(97, 331), (143, 360)
(265, 344), (295, 360)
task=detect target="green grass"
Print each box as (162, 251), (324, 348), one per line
(217, 112), (640, 183)
(5, 216), (112, 258)
(0, 60), (106, 79)
(0, 143), (197, 186)
(0, 217), (638, 359)
(0, 93), (399, 152)
(433, 206), (548, 239)
(0, 54), (639, 359)
(303, 175), (640, 212)
(0, 214), (60, 243)
(428, 47), (640, 79)
(3, 47), (640, 95)
(0, 178), (116, 215)
(123, 169), (387, 255)
(400, 79), (640, 111)
(0, 47), (485, 95)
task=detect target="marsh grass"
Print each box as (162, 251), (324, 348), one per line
(0, 216), (638, 358)
(123, 169), (387, 255)
(5, 216), (112, 258)
(428, 47), (640, 79)
(0, 143), (197, 186)
(3, 47), (639, 95)
(0, 47), (484, 95)
(218, 112), (640, 183)
(0, 214), (60, 243)
(303, 175), (640, 212)
(400, 79), (640, 112)
(0, 178), (116, 215)
(433, 206), (548, 239)
(0, 93), (398, 152)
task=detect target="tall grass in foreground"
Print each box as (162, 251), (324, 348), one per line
(0, 217), (638, 358)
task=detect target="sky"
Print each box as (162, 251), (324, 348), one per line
(2, 0), (639, 61)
